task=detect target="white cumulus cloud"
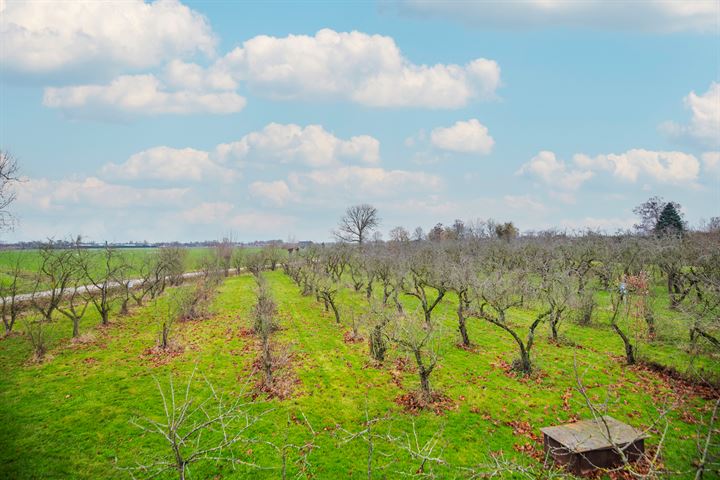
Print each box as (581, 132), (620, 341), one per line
(216, 28), (500, 108)
(16, 176), (189, 211)
(661, 82), (720, 148)
(249, 180), (294, 206)
(43, 74), (246, 118)
(574, 149), (700, 184)
(216, 123), (380, 166)
(1, 0), (216, 76)
(290, 166), (442, 198)
(177, 202), (294, 233)
(101, 146), (237, 182)
(518, 151), (593, 190)
(397, 0), (719, 33)
(179, 202), (234, 224)
(430, 119), (494, 154)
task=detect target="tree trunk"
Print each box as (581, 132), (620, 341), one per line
(611, 323), (635, 364)
(644, 308), (656, 339)
(263, 343), (273, 385)
(393, 291), (403, 313)
(692, 327), (720, 350)
(668, 273), (680, 310)
(419, 370), (432, 402)
(457, 296), (470, 347)
(549, 311), (559, 341)
(72, 318), (80, 338)
(329, 299), (341, 324)
(517, 345), (532, 374)
(161, 322), (169, 349)
(369, 326), (386, 362)
(423, 308), (432, 329)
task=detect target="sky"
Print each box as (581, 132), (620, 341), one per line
(1, 0), (719, 243)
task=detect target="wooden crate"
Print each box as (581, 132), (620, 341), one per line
(540, 416), (647, 475)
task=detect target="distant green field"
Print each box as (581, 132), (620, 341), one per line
(0, 247), (251, 293)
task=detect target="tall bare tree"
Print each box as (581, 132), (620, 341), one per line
(335, 204), (380, 245)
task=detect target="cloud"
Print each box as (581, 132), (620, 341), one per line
(574, 149), (700, 184)
(216, 28), (500, 108)
(396, 0), (719, 33)
(176, 203), (297, 236)
(101, 146), (237, 182)
(503, 194), (546, 212)
(290, 166), (443, 198)
(429, 119), (494, 154)
(217, 123), (380, 166)
(163, 59), (237, 91)
(227, 211), (296, 233)
(43, 74), (246, 118)
(249, 180), (294, 206)
(1, 0), (216, 77)
(16, 176), (189, 210)
(518, 151), (593, 190)
(179, 202), (234, 224)
(661, 82), (720, 148)
(702, 152), (720, 174)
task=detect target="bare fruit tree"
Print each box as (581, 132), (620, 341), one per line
(125, 368), (270, 480)
(253, 275), (277, 388)
(334, 204), (380, 245)
(214, 237), (234, 276)
(364, 302), (393, 363)
(469, 269), (550, 375)
(57, 276), (91, 338)
(0, 254), (24, 336)
(445, 244), (479, 347)
(0, 150), (20, 231)
(78, 244), (125, 326)
(403, 246), (447, 328)
(31, 241), (77, 323)
(388, 310), (442, 403)
(607, 290), (637, 365)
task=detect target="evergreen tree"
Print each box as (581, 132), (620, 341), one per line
(655, 202), (684, 235)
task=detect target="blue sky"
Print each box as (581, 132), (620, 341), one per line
(1, 0), (718, 242)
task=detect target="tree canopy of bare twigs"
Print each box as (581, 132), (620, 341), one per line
(123, 368), (271, 480)
(334, 204), (380, 245)
(0, 150), (20, 231)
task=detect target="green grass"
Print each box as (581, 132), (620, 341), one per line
(0, 271), (717, 479)
(0, 247), (259, 293)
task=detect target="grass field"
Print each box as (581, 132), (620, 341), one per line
(0, 269), (717, 479)
(0, 247), (246, 293)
